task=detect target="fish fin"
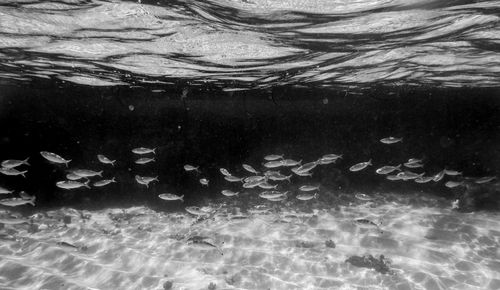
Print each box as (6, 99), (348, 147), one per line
(154, 176), (159, 182)
(21, 172), (27, 178)
(111, 160), (115, 166)
(24, 157), (30, 166)
(153, 148), (156, 154)
(98, 171), (103, 177)
(29, 197), (36, 206)
(84, 181), (91, 189)
(368, 159), (372, 165)
(180, 195), (184, 202)
(66, 160), (71, 167)
(396, 164), (402, 170)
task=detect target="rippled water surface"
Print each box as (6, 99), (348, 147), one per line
(1, 193), (500, 290)
(0, 0), (499, 88)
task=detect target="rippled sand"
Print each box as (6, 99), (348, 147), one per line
(1, 193), (499, 290)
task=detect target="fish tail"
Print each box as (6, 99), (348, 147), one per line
(84, 181), (91, 189)
(21, 172), (27, 178)
(98, 171), (103, 177)
(368, 159), (372, 165)
(154, 176), (159, 182)
(180, 195), (184, 202)
(66, 160), (71, 167)
(29, 197), (36, 206)
(24, 157), (30, 166)
(152, 148), (156, 154)
(111, 177), (116, 182)
(396, 164), (402, 170)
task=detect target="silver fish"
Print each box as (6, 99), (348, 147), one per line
(135, 175), (159, 188)
(66, 173), (84, 180)
(349, 160), (372, 172)
(40, 151), (71, 167)
(444, 169), (462, 176)
(375, 165), (401, 175)
(97, 154), (116, 166)
(386, 174), (402, 181)
(355, 219), (381, 229)
(299, 185), (319, 191)
(282, 159), (302, 167)
(93, 178), (116, 187)
(1, 157), (29, 168)
(263, 160), (284, 168)
(56, 180), (90, 190)
(242, 164), (259, 174)
(184, 164), (199, 172)
(258, 182), (278, 189)
(407, 158), (422, 164)
(318, 158), (336, 165)
(219, 168), (231, 176)
(244, 176), (265, 183)
(135, 157), (155, 164)
(433, 170), (445, 182)
(72, 169), (103, 178)
(224, 175), (243, 182)
(0, 186), (14, 194)
(264, 154), (284, 161)
(0, 196), (35, 207)
(294, 171), (313, 177)
(404, 162), (424, 168)
(243, 179), (265, 188)
(132, 147), (156, 154)
(296, 193), (318, 201)
(322, 154), (343, 160)
(158, 193), (184, 202)
(268, 174), (292, 182)
(475, 176), (497, 184)
(380, 137), (403, 144)
(186, 236), (223, 255)
(397, 171), (424, 180)
(355, 193), (373, 201)
(445, 181), (464, 188)
(259, 191), (287, 199)
(292, 161), (318, 173)
(414, 176), (434, 183)
(199, 178), (209, 186)
(267, 196), (287, 202)
(0, 168), (27, 177)
(221, 190), (239, 197)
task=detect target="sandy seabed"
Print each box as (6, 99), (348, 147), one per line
(0, 192), (499, 290)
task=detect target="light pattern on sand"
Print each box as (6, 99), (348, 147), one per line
(0, 193), (499, 289)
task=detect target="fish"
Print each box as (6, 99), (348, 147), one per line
(294, 171), (313, 177)
(72, 169), (103, 178)
(264, 154), (284, 161)
(355, 193), (373, 201)
(404, 162), (424, 168)
(414, 176), (434, 183)
(259, 190), (287, 199)
(380, 137), (403, 144)
(134, 175), (159, 188)
(40, 151), (71, 167)
(258, 182), (278, 189)
(97, 154), (116, 166)
(243, 179), (265, 189)
(185, 206), (210, 216)
(299, 185), (319, 191)
(349, 160), (372, 172)
(322, 154), (343, 160)
(451, 199), (460, 209)
(263, 160), (284, 168)
(66, 173), (83, 180)
(268, 173), (292, 182)
(317, 158), (337, 165)
(0, 217), (30, 225)
(397, 171), (424, 180)
(445, 181), (464, 188)
(0, 186), (14, 194)
(221, 190), (239, 197)
(282, 159), (302, 167)
(0, 168), (27, 177)
(93, 178), (116, 187)
(186, 236), (223, 255)
(158, 193), (184, 202)
(375, 165), (401, 175)
(0, 196), (36, 207)
(242, 164), (259, 174)
(132, 147), (156, 154)
(475, 176), (497, 184)
(184, 164), (199, 172)
(56, 180), (90, 190)
(444, 169), (462, 176)
(386, 174), (402, 181)
(1, 157), (29, 168)
(224, 175), (243, 183)
(219, 168), (231, 176)
(433, 170), (445, 182)
(244, 176), (265, 183)
(267, 196), (287, 202)
(199, 178), (209, 186)
(296, 192), (318, 200)
(292, 161), (318, 173)
(135, 157), (155, 164)
(355, 219), (381, 230)
(407, 158), (423, 164)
